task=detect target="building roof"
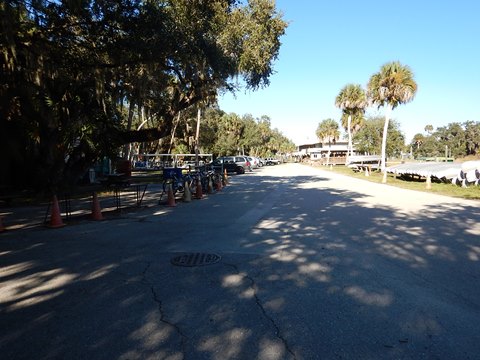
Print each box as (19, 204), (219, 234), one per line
(298, 140), (351, 153)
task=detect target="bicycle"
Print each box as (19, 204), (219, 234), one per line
(160, 168), (189, 201)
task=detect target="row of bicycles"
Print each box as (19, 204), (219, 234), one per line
(160, 166), (224, 200)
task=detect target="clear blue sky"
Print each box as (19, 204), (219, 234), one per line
(218, 0), (480, 146)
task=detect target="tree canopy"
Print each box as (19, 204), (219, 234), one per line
(335, 83), (367, 156)
(194, 110), (294, 157)
(367, 61), (417, 110)
(316, 118), (340, 145)
(409, 121), (480, 158)
(1, 0), (287, 191)
(354, 116), (405, 157)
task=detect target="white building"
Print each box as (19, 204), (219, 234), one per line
(296, 140), (353, 165)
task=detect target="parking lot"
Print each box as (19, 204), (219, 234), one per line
(1, 163), (480, 359)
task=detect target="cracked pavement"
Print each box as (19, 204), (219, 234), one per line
(1, 163), (480, 359)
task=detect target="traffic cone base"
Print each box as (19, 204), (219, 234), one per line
(91, 192), (104, 220)
(47, 195), (66, 228)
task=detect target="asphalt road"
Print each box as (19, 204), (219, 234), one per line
(1, 163), (479, 360)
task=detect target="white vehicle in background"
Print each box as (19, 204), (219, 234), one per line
(265, 158), (280, 165)
(247, 156), (260, 169)
(254, 157), (263, 167)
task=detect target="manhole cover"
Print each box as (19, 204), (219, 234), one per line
(170, 253), (221, 267)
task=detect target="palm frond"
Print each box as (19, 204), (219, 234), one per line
(367, 61), (417, 109)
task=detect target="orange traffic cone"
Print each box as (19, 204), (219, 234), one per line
(47, 195), (65, 228)
(91, 192), (104, 220)
(216, 176), (223, 191)
(207, 176), (214, 194)
(183, 180), (192, 202)
(196, 178), (203, 199)
(166, 183), (176, 207)
(0, 216), (5, 233)
(223, 169), (229, 185)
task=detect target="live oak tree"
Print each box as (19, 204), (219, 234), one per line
(435, 123), (467, 158)
(464, 120), (480, 156)
(409, 121), (480, 158)
(167, 107), (294, 157)
(354, 116), (405, 158)
(0, 0), (287, 192)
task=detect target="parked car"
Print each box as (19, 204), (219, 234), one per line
(254, 157), (263, 167)
(265, 157), (280, 165)
(211, 156), (251, 174)
(247, 156), (260, 169)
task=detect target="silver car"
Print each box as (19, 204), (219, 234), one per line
(247, 156), (260, 169)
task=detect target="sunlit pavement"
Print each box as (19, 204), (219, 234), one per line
(1, 163), (479, 359)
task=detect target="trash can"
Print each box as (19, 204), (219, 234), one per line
(115, 159), (132, 177)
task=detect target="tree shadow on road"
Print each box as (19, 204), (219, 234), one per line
(1, 172), (479, 359)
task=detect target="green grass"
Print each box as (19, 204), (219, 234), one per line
(315, 165), (480, 200)
(131, 170), (163, 183)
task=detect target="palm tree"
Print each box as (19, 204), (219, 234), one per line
(424, 124), (434, 135)
(367, 61), (417, 174)
(412, 133), (425, 150)
(335, 84), (367, 157)
(316, 118), (340, 165)
(340, 111), (365, 140)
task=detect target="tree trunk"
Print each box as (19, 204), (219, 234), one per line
(327, 139), (331, 166)
(347, 114), (352, 157)
(123, 100), (135, 159)
(168, 112), (181, 154)
(381, 105), (392, 172)
(195, 107), (201, 166)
